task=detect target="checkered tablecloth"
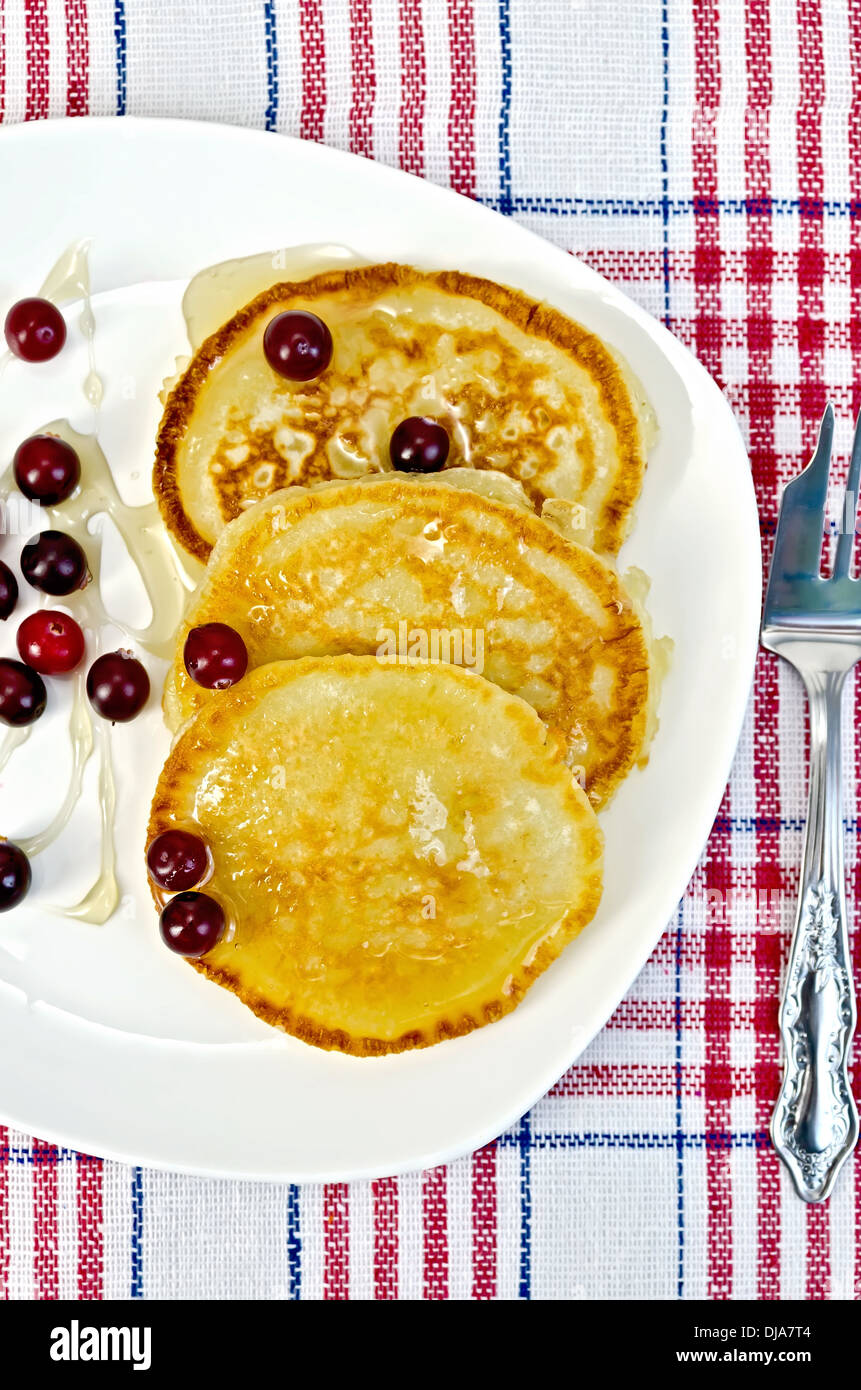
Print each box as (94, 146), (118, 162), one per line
(1, 0), (860, 1301)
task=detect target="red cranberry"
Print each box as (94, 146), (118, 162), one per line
(263, 310), (333, 381)
(159, 891), (226, 957)
(17, 610), (85, 675)
(147, 830), (210, 893)
(0, 659), (47, 726)
(0, 561), (18, 620)
(0, 842), (31, 910)
(86, 651), (150, 722)
(4, 298), (66, 363)
(14, 435), (81, 505)
(389, 417), (450, 472)
(21, 531), (89, 596)
(183, 623), (248, 690)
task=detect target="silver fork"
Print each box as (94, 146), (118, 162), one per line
(762, 402), (860, 1202)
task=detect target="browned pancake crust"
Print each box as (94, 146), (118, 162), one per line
(147, 656), (604, 1056)
(163, 478), (650, 807)
(189, 953), (553, 1057)
(154, 263), (647, 562)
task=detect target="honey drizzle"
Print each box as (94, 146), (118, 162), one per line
(37, 238), (104, 418)
(18, 671), (92, 858)
(58, 716), (119, 924)
(1, 242), (193, 922)
(9, 420), (192, 920)
(34, 422), (191, 663)
(181, 243), (364, 351)
(0, 725), (31, 772)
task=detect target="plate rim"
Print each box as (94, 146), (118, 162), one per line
(0, 115), (761, 1181)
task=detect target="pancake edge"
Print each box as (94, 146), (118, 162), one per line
(161, 477), (652, 807)
(148, 655), (604, 1056)
(153, 262), (649, 562)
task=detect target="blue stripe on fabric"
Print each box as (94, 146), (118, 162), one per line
(497, 1130), (771, 1151)
(130, 1166), (144, 1298)
(0, 1142), (75, 1163)
(497, 0), (513, 215)
(0, 1130), (772, 1165)
(517, 1111), (532, 1299)
(674, 905), (685, 1298)
(715, 815), (861, 832)
(263, 0), (279, 132)
(478, 194), (856, 217)
(114, 0), (127, 116)
(287, 1184), (302, 1299)
(659, 0), (671, 327)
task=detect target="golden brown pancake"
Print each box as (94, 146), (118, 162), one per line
(148, 657), (604, 1055)
(163, 475), (653, 808)
(154, 263), (654, 562)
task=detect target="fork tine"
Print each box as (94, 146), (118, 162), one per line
(769, 402), (834, 582)
(833, 407), (861, 578)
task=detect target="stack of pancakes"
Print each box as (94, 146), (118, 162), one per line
(148, 262), (665, 1055)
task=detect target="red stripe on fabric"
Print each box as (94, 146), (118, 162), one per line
(726, 383), (855, 418)
(744, 0), (782, 1301)
(399, 0), (426, 177)
(752, 653), (782, 1300)
(578, 248), (861, 289)
(552, 1062), (776, 1098)
(848, 0), (861, 1307)
(372, 1177), (398, 1300)
(25, 0), (49, 121)
(610, 997), (776, 1031)
(692, 0), (723, 385)
(855, 804), (861, 1298)
(692, 0), (733, 1301)
(680, 318), (858, 352)
(323, 1183), (349, 1299)
(806, 1203), (830, 1299)
(422, 1166), (448, 1299)
(796, 0), (832, 1297)
(471, 1143), (496, 1299)
(349, 0), (375, 158)
(65, 0), (89, 117)
(795, 0), (828, 432)
(703, 804), (734, 1300)
(32, 1140), (59, 1300)
(76, 1155), (103, 1300)
(299, 0), (326, 143)
(851, 0), (861, 399)
(652, 899), (796, 973)
(447, 0), (476, 197)
(0, 1126), (8, 1299)
(0, 0), (7, 125)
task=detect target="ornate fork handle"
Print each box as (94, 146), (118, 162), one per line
(772, 667), (859, 1202)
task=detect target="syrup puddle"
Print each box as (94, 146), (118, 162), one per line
(37, 238), (104, 418)
(3, 417), (190, 920)
(1, 242), (192, 923)
(57, 717), (118, 924)
(28, 422), (189, 662)
(182, 243), (364, 351)
(17, 672), (92, 859)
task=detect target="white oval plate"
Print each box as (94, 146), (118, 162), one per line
(0, 118), (759, 1181)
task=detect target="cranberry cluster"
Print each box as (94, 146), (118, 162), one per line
(0, 299), (152, 911)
